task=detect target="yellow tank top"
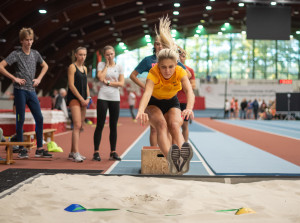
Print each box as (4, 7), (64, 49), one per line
(147, 64), (187, 99)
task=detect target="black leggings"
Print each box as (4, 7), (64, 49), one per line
(93, 99), (120, 152)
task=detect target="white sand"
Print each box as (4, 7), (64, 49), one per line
(0, 175), (299, 223)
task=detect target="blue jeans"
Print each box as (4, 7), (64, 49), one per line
(14, 88), (43, 148)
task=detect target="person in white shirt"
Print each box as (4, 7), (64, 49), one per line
(93, 45), (124, 161)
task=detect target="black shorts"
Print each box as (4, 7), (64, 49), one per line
(180, 103), (189, 121)
(148, 96), (180, 114)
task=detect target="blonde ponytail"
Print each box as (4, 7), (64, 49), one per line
(156, 16), (177, 53)
(156, 16), (179, 63)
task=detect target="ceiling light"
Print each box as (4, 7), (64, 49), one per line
(198, 25), (203, 29)
(142, 24), (148, 28)
(98, 12), (105, 16)
(139, 10), (145, 14)
(203, 13), (208, 17)
(173, 18), (178, 22)
(112, 32), (118, 36)
(173, 11), (179, 15)
(145, 35), (151, 38)
(206, 6), (212, 10)
(116, 38), (122, 42)
(144, 30), (149, 33)
(238, 3), (244, 7)
(140, 17), (147, 21)
(70, 33), (78, 37)
(194, 34), (199, 37)
(270, 2), (277, 6)
(158, 3), (163, 6)
(104, 20), (110, 24)
(290, 35), (294, 39)
(91, 1), (100, 7)
(241, 31), (246, 35)
(78, 39), (84, 43)
(196, 30), (201, 33)
(210, 0), (215, 1)
(108, 27), (115, 31)
(294, 11), (299, 15)
(147, 43), (152, 46)
(39, 9), (47, 14)
(174, 3), (180, 7)
(218, 32), (223, 35)
(296, 31), (300, 34)
(200, 20), (205, 23)
(119, 42), (125, 46)
(136, 1), (143, 5)
(225, 22), (230, 27)
(229, 17), (234, 21)
(62, 27), (69, 31)
(0, 38), (6, 43)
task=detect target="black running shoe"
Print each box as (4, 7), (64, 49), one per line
(179, 142), (193, 174)
(109, 152), (121, 161)
(35, 149), (53, 158)
(93, 152), (101, 161)
(18, 149), (29, 159)
(167, 144), (181, 174)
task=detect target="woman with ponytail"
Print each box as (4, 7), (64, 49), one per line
(136, 16), (195, 175)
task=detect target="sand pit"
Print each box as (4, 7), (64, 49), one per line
(0, 174), (299, 223)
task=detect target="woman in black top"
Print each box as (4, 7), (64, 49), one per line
(67, 46), (91, 162)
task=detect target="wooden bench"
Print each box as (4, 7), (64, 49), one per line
(0, 141), (34, 165)
(141, 146), (169, 174)
(23, 128), (57, 148)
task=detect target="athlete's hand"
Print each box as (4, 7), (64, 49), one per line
(14, 77), (26, 85)
(32, 78), (41, 87)
(80, 99), (89, 107)
(136, 111), (149, 126)
(182, 109), (194, 120)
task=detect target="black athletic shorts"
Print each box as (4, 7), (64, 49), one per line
(180, 103), (189, 121)
(148, 95), (180, 114)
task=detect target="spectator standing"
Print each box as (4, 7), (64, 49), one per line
(240, 98), (248, 119)
(93, 45), (124, 161)
(246, 100), (253, 119)
(234, 99), (239, 118)
(230, 97), (235, 118)
(66, 47), (90, 162)
(252, 98), (259, 120)
(0, 27), (52, 159)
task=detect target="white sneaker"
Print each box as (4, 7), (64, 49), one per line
(73, 152), (83, 162)
(79, 153), (86, 160)
(69, 152), (86, 160)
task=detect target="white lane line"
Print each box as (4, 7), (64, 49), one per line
(104, 127), (150, 174)
(189, 139), (215, 176)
